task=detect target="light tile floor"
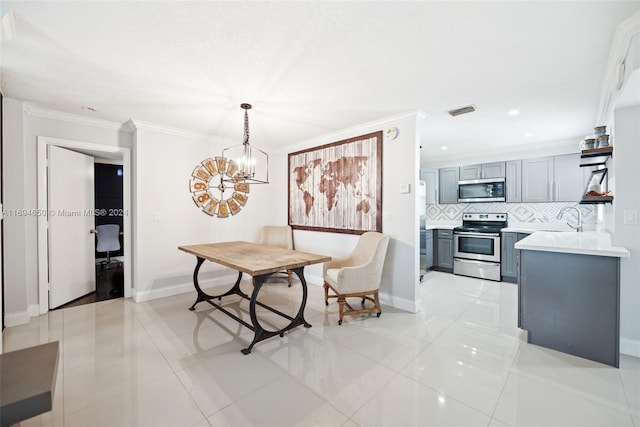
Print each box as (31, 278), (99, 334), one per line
(3, 271), (639, 426)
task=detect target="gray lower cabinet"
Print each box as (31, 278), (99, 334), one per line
(426, 230), (434, 270)
(501, 232), (529, 282)
(434, 229), (453, 272)
(420, 229), (434, 271)
(519, 249), (620, 367)
(439, 167), (459, 204)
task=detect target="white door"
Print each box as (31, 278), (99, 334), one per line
(48, 146), (96, 309)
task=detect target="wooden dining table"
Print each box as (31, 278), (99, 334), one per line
(178, 241), (330, 354)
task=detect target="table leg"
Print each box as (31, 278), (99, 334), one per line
(241, 266), (311, 354)
(189, 257), (246, 311)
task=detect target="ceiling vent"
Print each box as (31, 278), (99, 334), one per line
(448, 105), (475, 117)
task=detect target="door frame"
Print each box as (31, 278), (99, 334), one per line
(37, 136), (132, 314)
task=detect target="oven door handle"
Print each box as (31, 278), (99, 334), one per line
(454, 231), (500, 238)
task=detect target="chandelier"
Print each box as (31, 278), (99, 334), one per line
(221, 103), (269, 185)
(189, 103), (268, 218)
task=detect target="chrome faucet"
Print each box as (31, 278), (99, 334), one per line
(557, 206), (583, 232)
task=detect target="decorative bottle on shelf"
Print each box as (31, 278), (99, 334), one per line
(587, 175), (602, 194)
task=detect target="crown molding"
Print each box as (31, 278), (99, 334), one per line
(275, 110), (425, 154)
(423, 138), (578, 168)
(23, 103), (133, 132)
(597, 11), (640, 124)
(128, 119), (232, 144)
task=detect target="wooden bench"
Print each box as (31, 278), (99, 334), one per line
(0, 341), (59, 427)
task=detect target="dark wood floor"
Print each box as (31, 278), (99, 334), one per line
(56, 264), (124, 309)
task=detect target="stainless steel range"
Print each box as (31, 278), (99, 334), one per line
(453, 213), (507, 281)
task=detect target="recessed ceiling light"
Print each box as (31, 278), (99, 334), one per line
(523, 132), (533, 137)
(507, 109), (520, 116)
(440, 146), (448, 151)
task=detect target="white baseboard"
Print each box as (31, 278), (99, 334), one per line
(29, 304), (40, 317)
(4, 304), (52, 327)
(133, 272), (325, 303)
(303, 274), (324, 287)
(379, 292), (421, 313)
(4, 310), (31, 327)
(133, 273), (239, 303)
(620, 337), (640, 358)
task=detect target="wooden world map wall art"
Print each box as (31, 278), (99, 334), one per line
(288, 131), (382, 234)
(189, 157), (250, 217)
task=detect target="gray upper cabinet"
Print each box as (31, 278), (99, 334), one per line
(482, 161), (506, 179)
(522, 156), (554, 202)
(420, 169), (438, 205)
(554, 154), (589, 202)
(522, 154), (586, 202)
(506, 160), (522, 202)
(459, 162), (506, 180)
(459, 164), (483, 180)
(439, 167), (459, 204)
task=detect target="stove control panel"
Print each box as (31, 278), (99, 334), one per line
(462, 213), (507, 222)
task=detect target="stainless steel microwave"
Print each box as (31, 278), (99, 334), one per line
(458, 177), (506, 203)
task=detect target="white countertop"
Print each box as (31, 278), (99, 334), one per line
(502, 222), (594, 233)
(515, 231), (630, 258)
(422, 221), (459, 230)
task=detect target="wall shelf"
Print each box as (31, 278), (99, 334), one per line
(580, 195), (613, 204)
(580, 146), (613, 167)
(579, 146), (613, 204)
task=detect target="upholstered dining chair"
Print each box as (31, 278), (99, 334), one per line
(323, 231), (390, 325)
(258, 225), (295, 286)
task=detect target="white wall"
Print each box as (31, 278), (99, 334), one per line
(2, 97), (423, 322)
(606, 22), (640, 357)
(613, 104), (640, 356)
(270, 112), (424, 312)
(1, 99), (133, 324)
(131, 122), (277, 302)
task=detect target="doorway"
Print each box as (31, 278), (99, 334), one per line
(55, 161), (126, 309)
(37, 137), (132, 314)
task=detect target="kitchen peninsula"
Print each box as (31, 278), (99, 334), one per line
(515, 231), (630, 367)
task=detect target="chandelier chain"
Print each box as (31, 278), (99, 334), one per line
(243, 109), (250, 144)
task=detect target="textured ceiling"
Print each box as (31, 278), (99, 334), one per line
(1, 1), (638, 164)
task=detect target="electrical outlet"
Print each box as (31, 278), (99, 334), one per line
(153, 211), (161, 222)
(624, 210), (638, 225)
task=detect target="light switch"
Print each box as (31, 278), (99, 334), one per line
(154, 211), (161, 222)
(399, 184), (411, 194)
(624, 210), (638, 225)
